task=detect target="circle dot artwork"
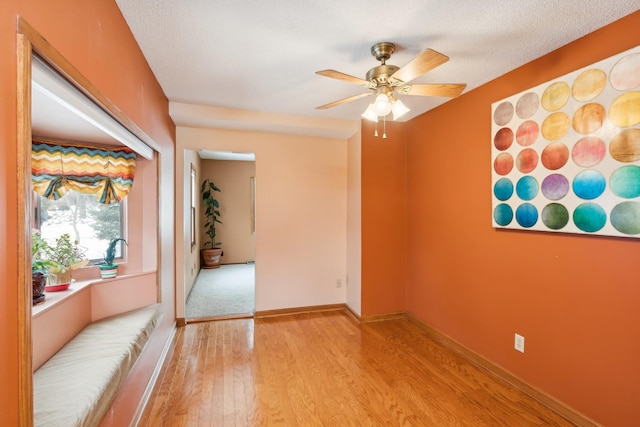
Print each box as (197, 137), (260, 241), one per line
(492, 46), (640, 238)
(609, 53), (640, 90)
(572, 137), (606, 167)
(494, 203), (513, 226)
(516, 92), (540, 119)
(516, 120), (539, 146)
(572, 103), (606, 134)
(610, 165), (640, 198)
(610, 201), (640, 235)
(541, 203), (570, 230)
(609, 129), (640, 162)
(541, 142), (569, 170)
(541, 112), (570, 140)
(609, 91), (640, 127)
(493, 101), (514, 126)
(494, 153), (514, 176)
(494, 178), (514, 201)
(516, 148), (538, 173)
(573, 170), (606, 200)
(541, 81), (570, 111)
(515, 203), (538, 228)
(494, 127), (514, 150)
(572, 69), (607, 101)
(516, 176), (538, 200)
(541, 174), (570, 200)
(573, 203), (607, 232)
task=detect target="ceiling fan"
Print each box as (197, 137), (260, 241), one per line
(316, 42), (466, 121)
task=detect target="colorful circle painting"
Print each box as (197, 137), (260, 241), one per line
(494, 178), (514, 201)
(610, 165), (640, 198)
(494, 204), (513, 226)
(572, 170), (606, 200)
(572, 69), (606, 101)
(573, 203), (607, 233)
(610, 53), (640, 90)
(572, 137), (606, 167)
(494, 127), (514, 150)
(541, 203), (569, 230)
(516, 176), (538, 201)
(541, 112), (569, 140)
(492, 46), (640, 239)
(494, 153), (514, 176)
(515, 203), (538, 228)
(541, 142), (569, 170)
(494, 101), (514, 126)
(610, 202), (640, 235)
(516, 92), (539, 119)
(541, 81), (570, 111)
(516, 148), (538, 173)
(516, 121), (539, 146)
(572, 103), (606, 134)
(609, 92), (640, 127)
(609, 129), (640, 163)
(541, 174), (570, 200)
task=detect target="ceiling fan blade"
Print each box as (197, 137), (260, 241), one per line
(316, 92), (372, 109)
(391, 49), (449, 84)
(316, 70), (374, 88)
(397, 83), (467, 98)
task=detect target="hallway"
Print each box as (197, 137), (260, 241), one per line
(185, 264), (255, 320)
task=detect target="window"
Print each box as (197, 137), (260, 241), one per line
(36, 190), (126, 262)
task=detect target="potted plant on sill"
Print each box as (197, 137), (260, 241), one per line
(31, 229), (51, 305)
(99, 238), (127, 279)
(45, 233), (89, 291)
(200, 178), (223, 269)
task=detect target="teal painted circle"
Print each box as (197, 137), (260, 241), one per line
(494, 204), (513, 226)
(515, 203), (538, 228)
(494, 178), (514, 201)
(610, 165), (640, 199)
(573, 203), (607, 232)
(516, 176), (539, 201)
(610, 201), (640, 235)
(541, 203), (569, 230)
(572, 169), (606, 200)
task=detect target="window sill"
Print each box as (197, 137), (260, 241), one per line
(32, 272), (153, 318)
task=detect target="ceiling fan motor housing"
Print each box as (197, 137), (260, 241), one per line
(366, 65), (400, 88)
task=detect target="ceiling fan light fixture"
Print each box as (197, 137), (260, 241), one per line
(391, 99), (410, 120)
(374, 93), (392, 116)
(361, 103), (378, 122)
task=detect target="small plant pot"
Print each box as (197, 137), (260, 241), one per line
(48, 270), (72, 286)
(99, 264), (119, 279)
(201, 248), (223, 269)
(32, 272), (47, 305)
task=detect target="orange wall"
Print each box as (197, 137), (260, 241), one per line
(0, 0), (175, 424)
(398, 11), (640, 426)
(361, 120), (408, 316)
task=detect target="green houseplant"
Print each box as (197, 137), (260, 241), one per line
(31, 230), (51, 304)
(99, 238), (127, 279)
(200, 178), (223, 269)
(45, 233), (88, 287)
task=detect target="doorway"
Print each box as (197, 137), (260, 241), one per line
(183, 150), (256, 321)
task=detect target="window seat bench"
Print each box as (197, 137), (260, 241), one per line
(33, 303), (162, 427)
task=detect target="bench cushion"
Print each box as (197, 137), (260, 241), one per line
(33, 303), (162, 427)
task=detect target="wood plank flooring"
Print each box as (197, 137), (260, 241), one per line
(139, 311), (573, 426)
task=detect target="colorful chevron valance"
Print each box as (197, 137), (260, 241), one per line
(32, 141), (136, 204)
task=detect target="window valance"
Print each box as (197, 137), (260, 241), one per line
(32, 142), (136, 204)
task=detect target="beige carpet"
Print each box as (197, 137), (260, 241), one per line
(185, 263), (255, 319)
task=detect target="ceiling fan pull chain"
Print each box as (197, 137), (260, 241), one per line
(383, 115), (387, 139)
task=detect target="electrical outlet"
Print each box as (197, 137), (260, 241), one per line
(336, 279), (342, 288)
(514, 333), (525, 353)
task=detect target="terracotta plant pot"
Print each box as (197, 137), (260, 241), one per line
(201, 248), (223, 269)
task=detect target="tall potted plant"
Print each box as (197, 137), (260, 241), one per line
(200, 178), (223, 269)
(99, 238), (127, 279)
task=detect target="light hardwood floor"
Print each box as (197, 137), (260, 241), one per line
(139, 311), (573, 426)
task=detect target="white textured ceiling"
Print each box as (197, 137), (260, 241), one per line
(112, 0), (639, 137)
